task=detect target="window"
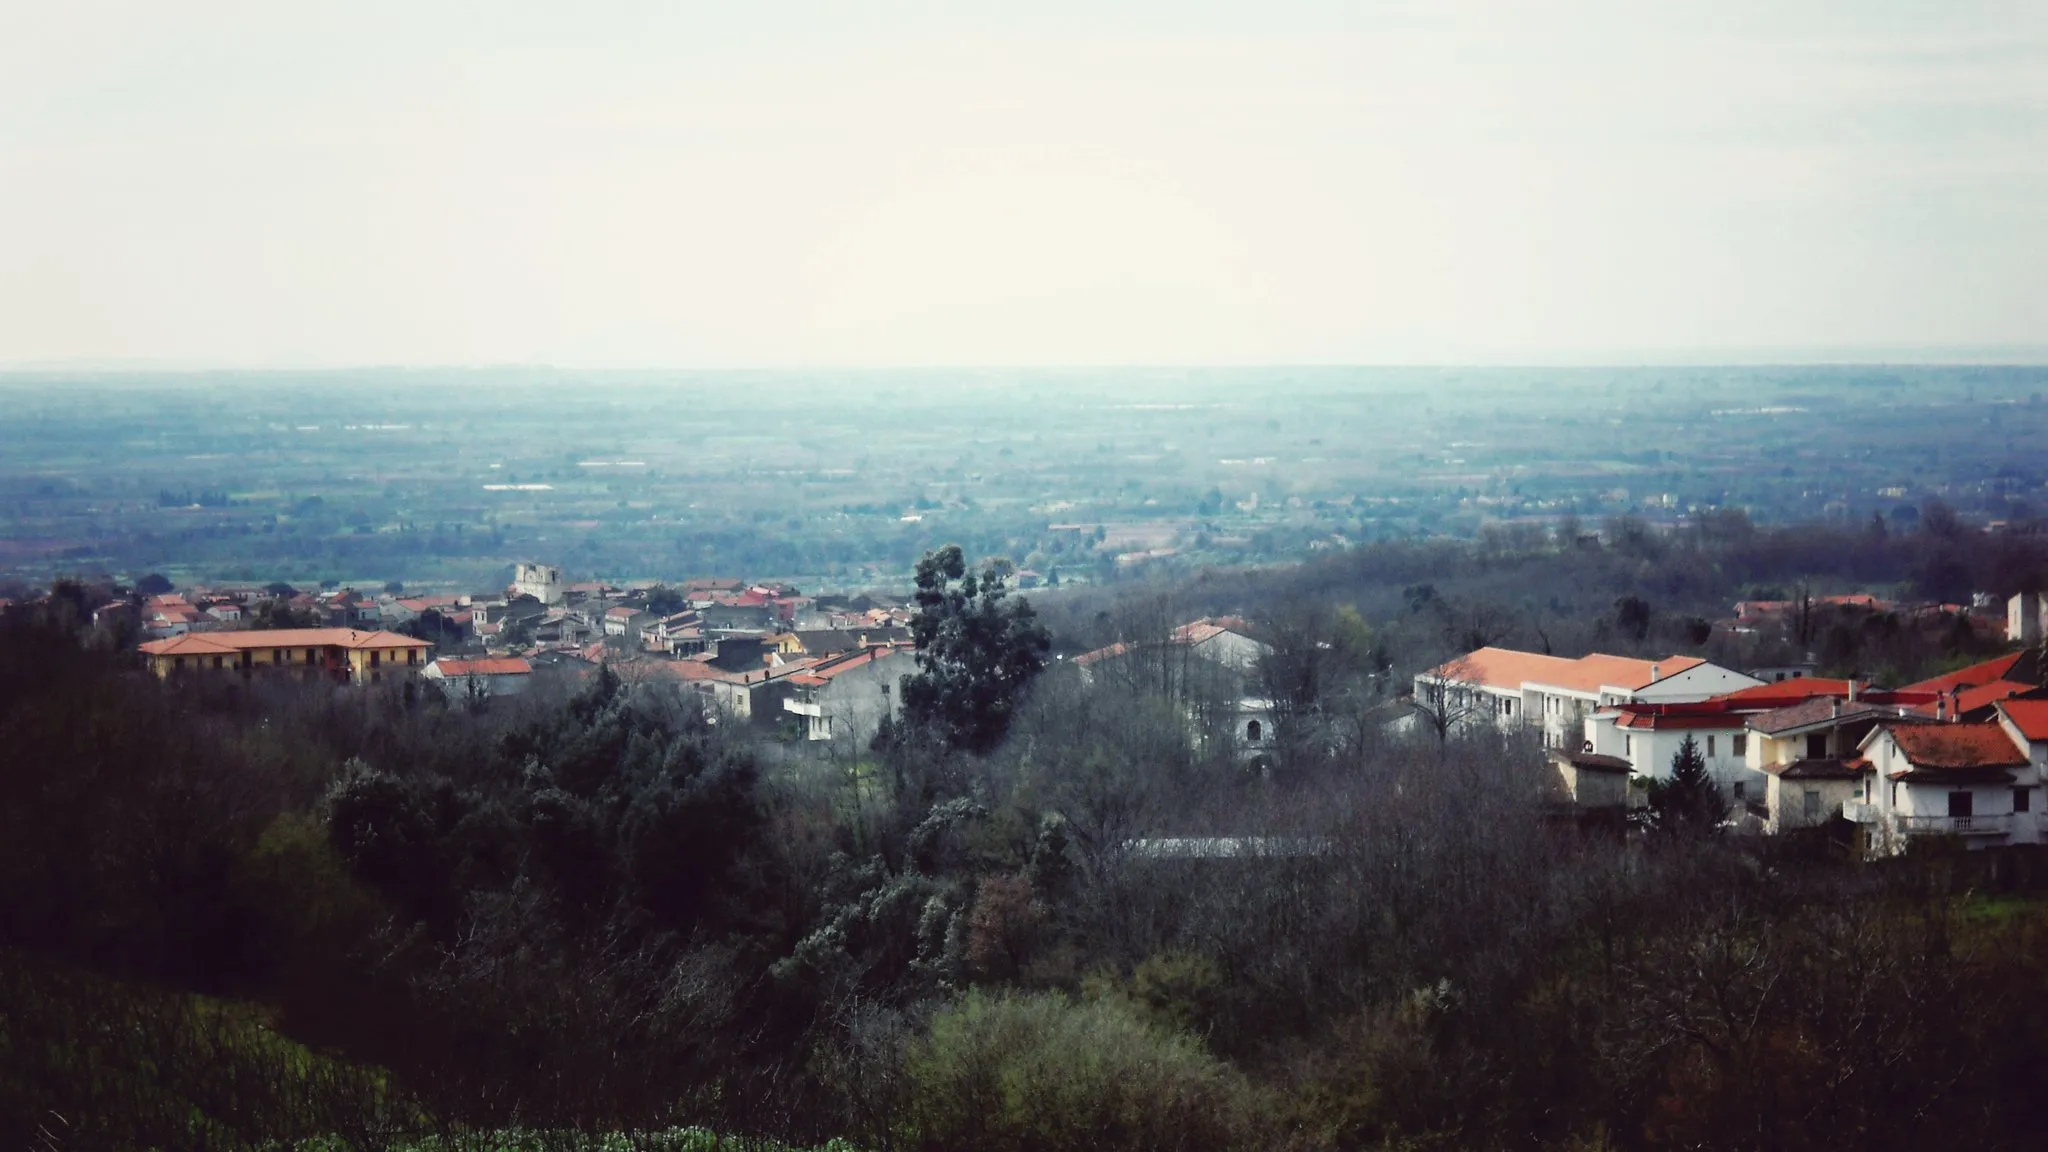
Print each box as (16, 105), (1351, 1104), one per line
(1948, 791), (1974, 819)
(1806, 733), (1828, 759)
(1733, 733), (1747, 757)
(1774, 671), (1786, 682)
(370, 650), (381, 667)
(1733, 781), (1746, 801)
(306, 648), (317, 663)
(1246, 719), (1262, 743)
(1707, 735), (1716, 757)
(1803, 790), (1821, 822)
(1625, 735), (1634, 758)
(174, 656), (185, 669)
(212, 656), (223, 669)
(2017, 787), (2033, 814)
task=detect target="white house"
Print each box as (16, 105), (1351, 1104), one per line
(1415, 646), (1760, 749)
(1601, 707), (1762, 798)
(424, 656), (533, 696)
(782, 646), (912, 744)
(1076, 617), (1276, 754)
(1851, 717), (2041, 855)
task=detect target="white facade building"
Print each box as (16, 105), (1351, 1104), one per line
(513, 563), (565, 606)
(1414, 646), (1760, 750)
(1850, 713), (2043, 855)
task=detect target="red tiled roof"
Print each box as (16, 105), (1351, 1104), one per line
(1908, 679), (2034, 719)
(1614, 709), (1748, 730)
(1999, 699), (2048, 743)
(1074, 640), (1133, 667)
(1903, 653), (2026, 695)
(1882, 722), (2028, 770)
(1717, 678), (1857, 707)
(806, 645), (909, 680)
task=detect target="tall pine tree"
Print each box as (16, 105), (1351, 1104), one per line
(1646, 733), (1729, 835)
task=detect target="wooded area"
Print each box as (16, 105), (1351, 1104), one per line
(7, 515), (2048, 1150)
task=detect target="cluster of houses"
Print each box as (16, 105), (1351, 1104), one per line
(97, 569), (2048, 858)
(1416, 639), (2048, 857)
(129, 562), (927, 749)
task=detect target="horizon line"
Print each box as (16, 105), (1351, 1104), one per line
(5, 348), (2048, 376)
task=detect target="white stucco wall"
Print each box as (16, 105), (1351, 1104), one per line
(1630, 663), (1765, 703)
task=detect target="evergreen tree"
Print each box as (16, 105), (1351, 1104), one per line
(899, 545), (1051, 754)
(1646, 733), (1728, 835)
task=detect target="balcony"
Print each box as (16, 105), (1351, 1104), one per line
(1842, 801), (1878, 824)
(783, 698), (824, 718)
(1896, 814), (2012, 837)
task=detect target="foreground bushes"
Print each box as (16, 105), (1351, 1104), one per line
(903, 989), (1265, 1152)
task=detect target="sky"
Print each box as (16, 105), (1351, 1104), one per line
(2, 1), (2044, 368)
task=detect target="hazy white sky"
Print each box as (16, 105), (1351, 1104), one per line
(3, 1), (2044, 367)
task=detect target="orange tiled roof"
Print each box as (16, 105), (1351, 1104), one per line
(1909, 679), (2034, 718)
(1903, 653), (2027, 695)
(1883, 722), (2028, 770)
(1998, 699), (2048, 743)
(432, 657), (531, 677)
(139, 628), (430, 656)
(1431, 647), (1701, 695)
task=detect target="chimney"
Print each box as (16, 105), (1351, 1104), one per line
(1951, 685), (1963, 722)
(1831, 698), (1840, 720)
(1936, 695), (1947, 722)
(1650, 663), (1661, 682)
(1847, 681), (1857, 704)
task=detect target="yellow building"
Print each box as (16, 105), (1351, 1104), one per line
(138, 627), (432, 685)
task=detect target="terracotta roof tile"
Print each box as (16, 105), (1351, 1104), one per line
(1999, 699), (2048, 743)
(1882, 722), (2028, 771)
(1431, 647), (1702, 695)
(1903, 653), (2025, 695)
(140, 627), (430, 655)
(431, 657), (531, 677)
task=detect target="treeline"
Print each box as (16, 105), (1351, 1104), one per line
(6, 526), (2048, 1149)
(1041, 506), (2043, 687)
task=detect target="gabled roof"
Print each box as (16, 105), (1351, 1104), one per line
(1878, 722), (2028, 771)
(1903, 653), (2027, 695)
(1748, 697), (1917, 736)
(1171, 616), (1258, 645)
(804, 645), (910, 681)
(1998, 699), (2048, 743)
(1767, 757), (1866, 780)
(1908, 679), (2035, 719)
(1074, 639), (1133, 667)
(140, 627), (431, 656)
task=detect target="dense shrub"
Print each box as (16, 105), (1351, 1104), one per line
(903, 989), (1264, 1152)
